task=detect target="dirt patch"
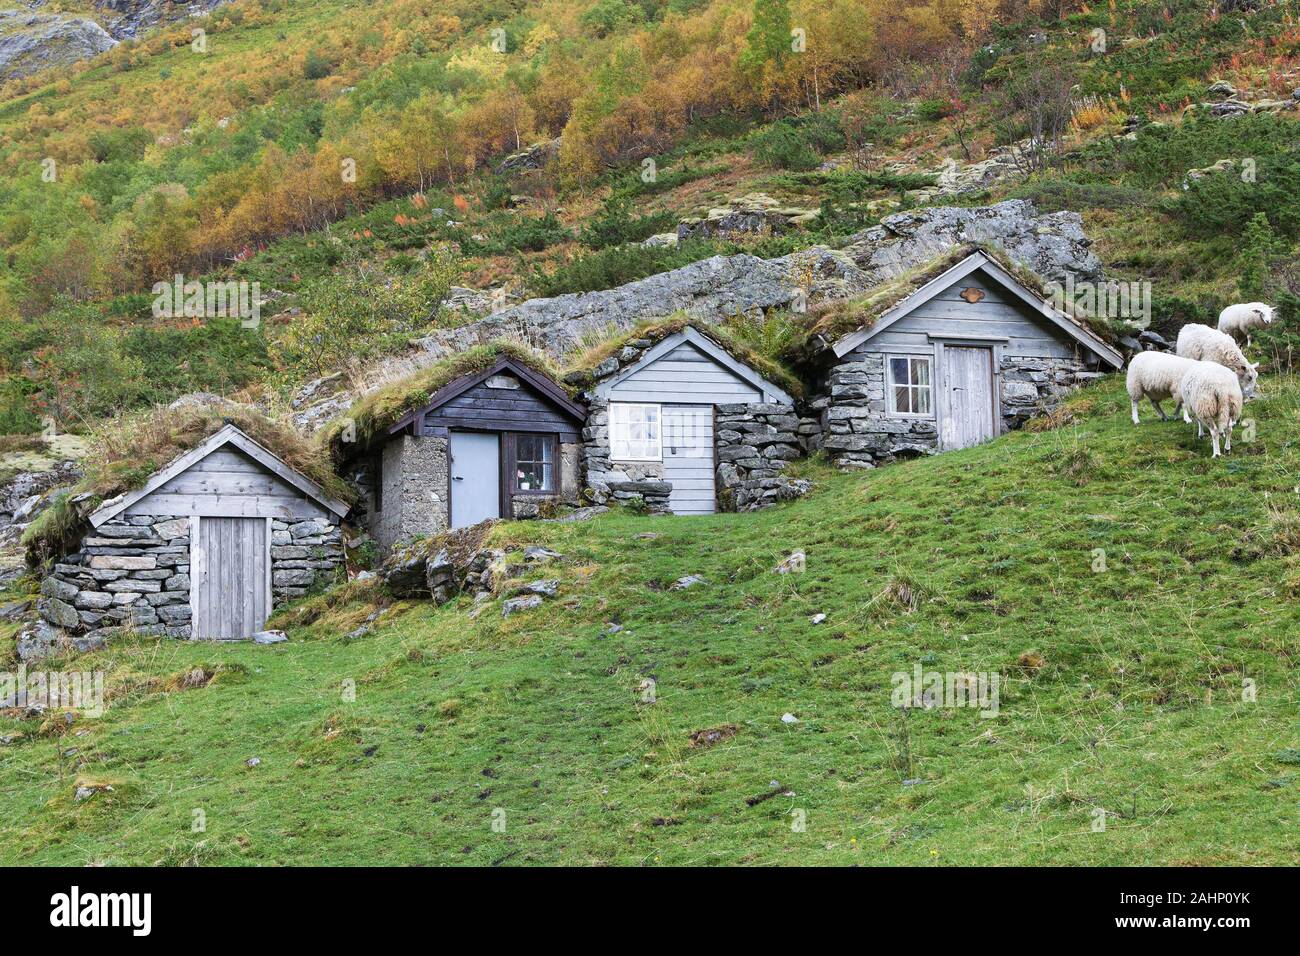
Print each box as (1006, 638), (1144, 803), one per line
(688, 724), (738, 748)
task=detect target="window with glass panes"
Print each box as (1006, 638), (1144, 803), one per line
(887, 356), (933, 415)
(513, 434), (555, 492)
(609, 402), (661, 460)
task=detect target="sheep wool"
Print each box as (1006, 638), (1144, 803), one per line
(1175, 323), (1258, 398)
(1178, 360), (1243, 458)
(1126, 352), (1200, 424)
(1217, 302), (1274, 347)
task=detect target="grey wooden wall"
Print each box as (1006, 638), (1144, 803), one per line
(123, 447), (332, 521)
(608, 342), (762, 404)
(856, 274), (1080, 360)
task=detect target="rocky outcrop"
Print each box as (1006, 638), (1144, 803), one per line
(298, 200), (1100, 434)
(839, 199), (1102, 287)
(0, 9), (115, 81)
(676, 192), (818, 242)
(0, 2), (228, 82)
(496, 138), (561, 175)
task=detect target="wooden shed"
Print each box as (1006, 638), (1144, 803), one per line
(364, 356), (586, 548)
(581, 326), (804, 515)
(821, 250), (1122, 468)
(40, 425), (350, 642)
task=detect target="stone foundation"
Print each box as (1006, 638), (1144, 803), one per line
(38, 515), (344, 643)
(580, 399), (673, 512)
(821, 351), (1096, 468)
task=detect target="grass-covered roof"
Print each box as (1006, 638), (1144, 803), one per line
(796, 242), (1118, 354)
(24, 403), (352, 568)
(562, 314), (805, 399)
(323, 341), (565, 461)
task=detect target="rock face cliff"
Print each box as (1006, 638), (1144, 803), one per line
(0, 8), (115, 80)
(291, 199), (1103, 432)
(0, 1), (227, 81)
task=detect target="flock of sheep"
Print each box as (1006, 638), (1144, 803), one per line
(1126, 302), (1274, 457)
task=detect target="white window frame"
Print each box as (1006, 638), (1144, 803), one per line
(609, 402), (662, 462)
(886, 354), (934, 418)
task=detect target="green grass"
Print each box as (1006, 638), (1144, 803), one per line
(2, 376), (1298, 865)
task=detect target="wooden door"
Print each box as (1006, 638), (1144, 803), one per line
(662, 404), (715, 514)
(192, 516), (269, 640)
(942, 347), (996, 450)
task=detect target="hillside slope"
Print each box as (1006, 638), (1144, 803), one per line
(2, 377), (1297, 865)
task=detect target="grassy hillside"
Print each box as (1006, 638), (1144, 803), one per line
(3, 376), (1297, 865)
(4, 0), (1300, 433)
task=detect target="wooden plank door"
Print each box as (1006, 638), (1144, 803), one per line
(942, 347), (996, 451)
(662, 404), (716, 514)
(191, 516), (270, 640)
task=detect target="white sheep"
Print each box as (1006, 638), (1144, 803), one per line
(1126, 352), (1200, 424)
(1175, 323), (1258, 398)
(1217, 301), (1274, 347)
(1177, 360), (1242, 458)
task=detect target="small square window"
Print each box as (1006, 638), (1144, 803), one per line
(888, 356), (933, 416)
(609, 403), (662, 461)
(514, 435), (554, 492)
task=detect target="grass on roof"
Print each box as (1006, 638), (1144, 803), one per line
(23, 403), (352, 568)
(562, 313), (805, 399)
(323, 341), (564, 460)
(796, 242), (1117, 353)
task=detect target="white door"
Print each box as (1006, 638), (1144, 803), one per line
(449, 432), (500, 528)
(662, 404), (715, 514)
(942, 347), (996, 450)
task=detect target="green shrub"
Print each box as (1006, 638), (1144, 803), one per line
(578, 196), (677, 250)
(528, 240), (726, 296)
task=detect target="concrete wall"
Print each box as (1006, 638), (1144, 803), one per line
(373, 434), (449, 550)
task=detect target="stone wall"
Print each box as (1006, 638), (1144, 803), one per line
(820, 349), (1096, 468)
(38, 514), (344, 643)
(715, 402), (812, 511)
(374, 434), (449, 550)
(271, 517), (346, 603)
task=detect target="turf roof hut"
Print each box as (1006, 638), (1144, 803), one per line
(569, 322), (813, 514)
(331, 346), (587, 550)
(37, 423), (350, 643)
(813, 248), (1123, 468)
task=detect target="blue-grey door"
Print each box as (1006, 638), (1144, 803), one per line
(449, 432), (500, 528)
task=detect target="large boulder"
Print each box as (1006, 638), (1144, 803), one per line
(0, 10), (116, 81)
(840, 199), (1103, 286)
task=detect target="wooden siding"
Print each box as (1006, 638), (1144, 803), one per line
(662, 404), (716, 514)
(191, 516), (269, 640)
(424, 377), (580, 438)
(609, 342), (762, 404)
(124, 446), (331, 521)
(858, 273), (1080, 360)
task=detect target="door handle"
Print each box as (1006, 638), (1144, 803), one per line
(452, 476), (464, 481)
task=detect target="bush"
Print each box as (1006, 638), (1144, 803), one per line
(529, 240), (726, 296)
(578, 196), (677, 250)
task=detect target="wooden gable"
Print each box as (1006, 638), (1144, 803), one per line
(89, 425), (350, 526)
(830, 251), (1123, 368)
(389, 357), (585, 441)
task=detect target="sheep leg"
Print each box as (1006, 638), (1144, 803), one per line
(1150, 398), (1168, 421)
(1225, 420), (1233, 453)
(1210, 426), (1221, 458)
(1197, 419), (1204, 439)
(1131, 399), (1140, 425)
(1172, 399), (1188, 422)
